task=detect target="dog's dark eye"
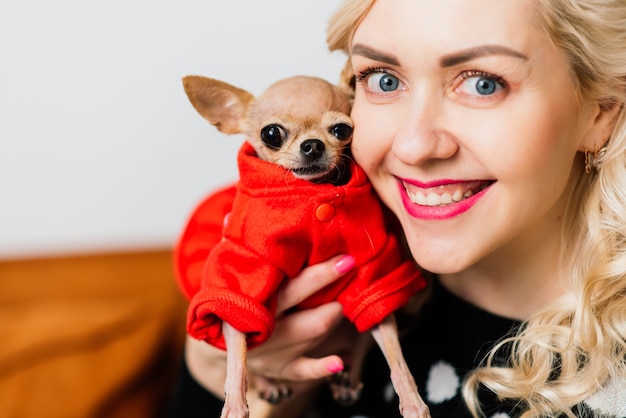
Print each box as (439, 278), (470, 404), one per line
(260, 124), (286, 149)
(330, 123), (353, 141)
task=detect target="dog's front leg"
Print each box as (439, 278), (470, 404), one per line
(221, 322), (250, 418)
(371, 315), (430, 418)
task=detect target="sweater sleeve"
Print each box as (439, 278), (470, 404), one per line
(174, 184), (284, 349)
(186, 239), (285, 350)
(339, 232), (426, 333)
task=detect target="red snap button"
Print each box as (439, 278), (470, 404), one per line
(315, 203), (335, 222)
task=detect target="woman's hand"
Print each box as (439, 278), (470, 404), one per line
(185, 254), (356, 398)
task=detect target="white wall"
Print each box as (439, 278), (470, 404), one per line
(0, 1), (346, 258)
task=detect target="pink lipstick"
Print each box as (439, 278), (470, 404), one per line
(397, 177), (493, 220)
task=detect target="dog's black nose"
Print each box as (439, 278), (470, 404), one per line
(300, 139), (325, 159)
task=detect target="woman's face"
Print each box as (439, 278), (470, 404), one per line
(350, 0), (600, 274)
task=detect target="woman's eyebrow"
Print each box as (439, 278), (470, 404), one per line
(351, 44), (400, 66)
(440, 45), (528, 67)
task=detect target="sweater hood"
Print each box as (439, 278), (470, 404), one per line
(236, 141), (369, 197)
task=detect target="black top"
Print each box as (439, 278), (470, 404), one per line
(168, 279), (603, 417)
(310, 278), (522, 418)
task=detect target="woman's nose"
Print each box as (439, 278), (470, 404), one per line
(392, 95), (459, 165)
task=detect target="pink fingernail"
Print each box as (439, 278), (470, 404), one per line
(326, 360), (344, 374)
(334, 255), (355, 274)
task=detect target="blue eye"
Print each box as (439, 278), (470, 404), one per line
(458, 71), (505, 97)
(367, 72), (400, 92)
(475, 77), (497, 95)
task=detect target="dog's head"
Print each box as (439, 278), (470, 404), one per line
(183, 75), (353, 184)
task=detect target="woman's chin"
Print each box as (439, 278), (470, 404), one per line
(407, 245), (473, 276)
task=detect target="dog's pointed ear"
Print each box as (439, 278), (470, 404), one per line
(182, 75), (254, 135)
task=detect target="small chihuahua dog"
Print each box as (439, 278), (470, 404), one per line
(182, 74), (430, 418)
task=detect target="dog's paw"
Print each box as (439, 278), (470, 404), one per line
(328, 371), (364, 406)
(253, 375), (292, 405)
(258, 383), (292, 404)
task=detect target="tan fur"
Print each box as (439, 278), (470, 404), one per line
(183, 75), (353, 181)
(182, 74), (430, 418)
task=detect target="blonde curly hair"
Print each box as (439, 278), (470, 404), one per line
(327, 0), (626, 416)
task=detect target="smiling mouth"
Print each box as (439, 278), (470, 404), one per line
(402, 180), (494, 207)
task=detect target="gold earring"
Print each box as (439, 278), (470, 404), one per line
(584, 146), (607, 174)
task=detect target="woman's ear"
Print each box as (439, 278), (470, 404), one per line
(579, 99), (623, 151)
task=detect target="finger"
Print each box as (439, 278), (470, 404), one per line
(276, 255), (355, 314)
(253, 302), (344, 360)
(279, 354), (345, 381)
(273, 302), (344, 345)
(248, 303), (344, 377)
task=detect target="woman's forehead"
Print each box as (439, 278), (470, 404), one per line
(352, 0), (539, 62)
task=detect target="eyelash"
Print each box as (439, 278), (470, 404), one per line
(355, 66), (388, 83)
(459, 69), (508, 89)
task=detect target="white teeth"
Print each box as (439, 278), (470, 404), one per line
(426, 192), (440, 206)
(407, 188), (473, 207)
(440, 193), (453, 204)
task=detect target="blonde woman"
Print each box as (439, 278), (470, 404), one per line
(170, 0), (626, 416)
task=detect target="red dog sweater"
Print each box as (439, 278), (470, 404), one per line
(175, 142), (425, 350)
